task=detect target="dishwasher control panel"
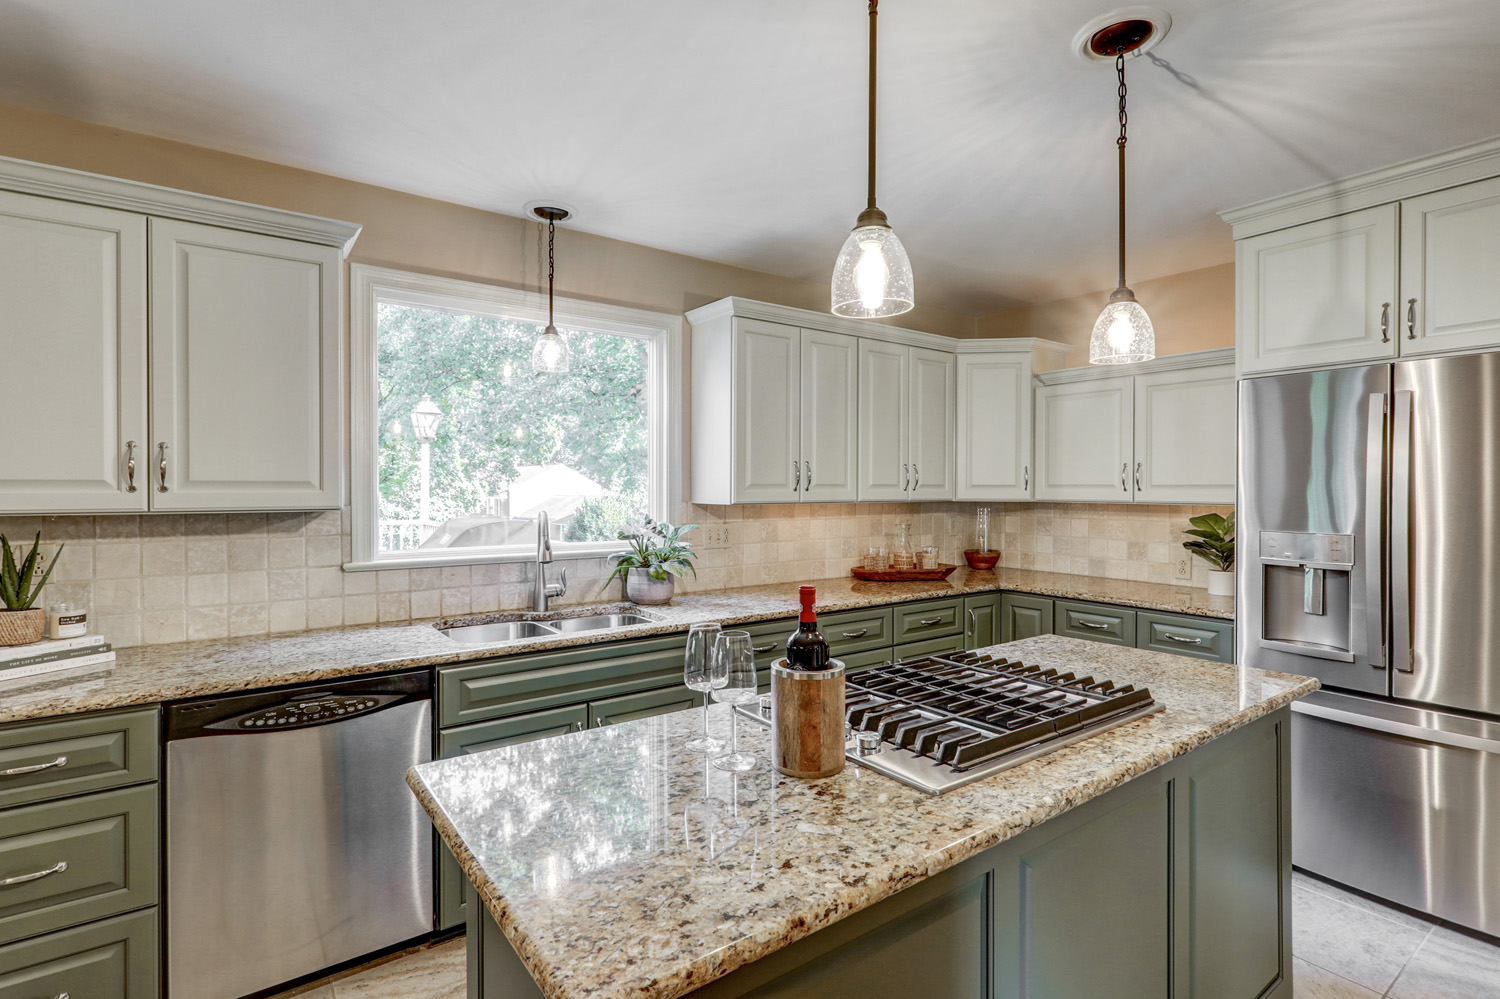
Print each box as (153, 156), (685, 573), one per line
(216, 693), (399, 730)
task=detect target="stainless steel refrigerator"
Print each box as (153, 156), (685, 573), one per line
(1239, 351), (1500, 936)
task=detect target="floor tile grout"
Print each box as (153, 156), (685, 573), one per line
(1379, 924), (1433, 998)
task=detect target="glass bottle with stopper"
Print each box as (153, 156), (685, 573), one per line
(891, 522), (915, 571)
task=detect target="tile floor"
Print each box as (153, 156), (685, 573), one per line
(271, 873), (1500, 999)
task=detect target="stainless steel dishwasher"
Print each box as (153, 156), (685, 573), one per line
(165, 670), (433, 999)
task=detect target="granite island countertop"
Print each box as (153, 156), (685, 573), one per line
(0, 567), (1232, 724)
(407, 635), (1312, 999)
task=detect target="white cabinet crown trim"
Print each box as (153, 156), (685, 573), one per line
(0, 153), (362, 255)
(1219, 134), (1500, 240)
(1035, 347), (1235, 386)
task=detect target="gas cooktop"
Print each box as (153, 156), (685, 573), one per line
(744, 650), (1162, 794)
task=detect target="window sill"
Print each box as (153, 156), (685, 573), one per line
(344, 541), (627, 572)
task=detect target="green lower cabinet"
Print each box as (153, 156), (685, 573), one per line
(894, 634), (965, 661)
(1138, 611), (1235, 664)
(962, 593), (1004, 649)
(999, 593), (1054, 642)
(588, 686), (701, 728)
(1054, 598), (1137, 647)
(892, 598), (964, 645)
(0, 908), (157, 999)
(839, 647), (894, 675)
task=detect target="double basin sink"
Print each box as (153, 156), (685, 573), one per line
(437, 608), (658, 644)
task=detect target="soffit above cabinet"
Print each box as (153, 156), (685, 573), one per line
(0, 153), (362, 255)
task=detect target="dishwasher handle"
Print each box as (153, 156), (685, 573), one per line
(166, 669), (430, 740)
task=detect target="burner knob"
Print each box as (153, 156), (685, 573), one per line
(855, 732), (882, 757)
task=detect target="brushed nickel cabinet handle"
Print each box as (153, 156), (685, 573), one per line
(903, 463), (910, 491)
(1023, 464), (1029, 491)
(1407, 298), (1417, 340)
(2, 754), (67, 777)
(966, 609), (977, 635)
(1078, 619), (1111, 631)
(125, 441), (137, 493)
(1162, 633), (1204, 645)
(792, 460), (800, 492)
(1380, 301), (1391, 343)
(751, 643), (777, 654)
(917, 616), (943, 626)
(913, 464), (920, 489)
(805, 461), (812, 490)
(1134, 462), (1143, 492)
(0, 860), (67, 887)
(840, 628), (868, 639)
(572, 720), (583, 731)
(1121, 463), (1128, 492)
(157, 442), (169, 493)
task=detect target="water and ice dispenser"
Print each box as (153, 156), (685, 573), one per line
(1257, 531), (1358, 661)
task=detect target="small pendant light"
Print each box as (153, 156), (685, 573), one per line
(532, 206), (571, 374)
(831, 0), (914, 318)
(1086, 18), (1157, 364)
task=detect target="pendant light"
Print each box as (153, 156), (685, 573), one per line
(531, 206), (571, 374)
(831, 0), (914, 318)
(1082, 15), (1162, 364)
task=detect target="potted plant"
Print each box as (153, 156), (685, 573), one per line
(0, 532), (64, 646)
(1182, 512), (1235, 596)
(605, 520), (699, 606)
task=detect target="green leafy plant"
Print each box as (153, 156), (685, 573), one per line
(0, 533), (64, 611)
(1182, 512), (1235, 572)
(603, 520), (698, 587)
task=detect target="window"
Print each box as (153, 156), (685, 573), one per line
(349, 265), (680, 569)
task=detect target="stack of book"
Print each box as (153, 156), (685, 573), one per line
(0, 634), (115, 681)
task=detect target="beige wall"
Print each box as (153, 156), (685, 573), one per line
(978, 263), (1235, 365)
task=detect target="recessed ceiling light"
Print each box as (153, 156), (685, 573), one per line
(1071, 6), (1172, 63)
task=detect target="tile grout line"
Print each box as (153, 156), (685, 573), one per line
(1296, 954), (1387, 998)
(1380, 925), (1434, 998)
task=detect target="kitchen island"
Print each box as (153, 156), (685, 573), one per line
(408, 635), (1317, 999)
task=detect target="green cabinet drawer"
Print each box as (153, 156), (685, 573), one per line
(589, 686), (700, 729)
(436, 704), (590, 932)
(963, 594), (1005, 650)
(0, 908), (157, 999)
(1055, 599), (1137, 647)
(0, 709), (158, 811)
(893, 598), (964, 644)
(822, 607), (895, 656)
(999, 593), (1054, 642)
(840, 647), (894, 675)
(895, 634), (966, 661)
(439, 633), (688, 727)
(0, 785), (158, 946)
(1137, 612), (1235, 663)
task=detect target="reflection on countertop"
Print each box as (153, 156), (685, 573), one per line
(0, 567), (1232, 724)
(408, 634), (1309, 999)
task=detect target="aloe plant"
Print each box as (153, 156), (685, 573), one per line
(0, 533), (64, 611)
(1182, 512), (1234, 572)
(604, 520), (698, 587)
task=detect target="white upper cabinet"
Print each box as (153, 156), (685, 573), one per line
(1132, 364), (1237, 504)
(1400, 176), (1500, 356)
(799, 329), (859, 502)
(1236, 205), (1399, 375)
(907, 347), (955, 500)
(149, 221), (343, 510)
(856, 340), (908, 501)
(731, 318), (801, 504)
(956, 354), (1033, 501)
(0, 193), (147, 513)
(1035, 379), (1135, 503)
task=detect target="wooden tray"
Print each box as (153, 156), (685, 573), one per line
(850, 563), (959, 582)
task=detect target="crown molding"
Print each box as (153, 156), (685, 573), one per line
(1036, 347), (1234, 386)
(1219, 134), (1500, 240)
(0, 153), (362, 255)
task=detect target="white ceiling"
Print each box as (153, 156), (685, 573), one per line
(5, 0), (1500, 314)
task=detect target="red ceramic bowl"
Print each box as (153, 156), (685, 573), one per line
(964, 550), (1001, 570)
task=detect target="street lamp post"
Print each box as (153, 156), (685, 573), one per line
(410, 395), (443, 530)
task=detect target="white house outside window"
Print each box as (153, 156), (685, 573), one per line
(348, 265), (681, 570)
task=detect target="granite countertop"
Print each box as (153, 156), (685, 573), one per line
(407, 635), (1315, 999)
(0, 568), (1232, 725)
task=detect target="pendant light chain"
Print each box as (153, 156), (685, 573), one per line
(867, 0), (878, 211)
(1116, 51), (1128, 291)
(547, 217), (556, 329)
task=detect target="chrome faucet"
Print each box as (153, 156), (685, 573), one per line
(533, 510), (568, 612)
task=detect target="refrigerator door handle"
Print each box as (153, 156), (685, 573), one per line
(1364, 393), (1387, 669)
(1292, 698), (1500, 757)
(1391, 389), (1414, 673)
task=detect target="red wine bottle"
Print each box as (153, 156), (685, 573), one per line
(785, 585), (830, 670)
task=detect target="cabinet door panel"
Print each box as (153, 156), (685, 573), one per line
(1055, 598), (1136, 646)
(956, 354), (1032, 500)
(0, 192), (146, 513)
(1034, 379), (1134, 502)
(1237, 204), (1399, 374)
(588, 686), (700, 728)
(734, 319), (801, 503)
(999, 593), (1053, 642)
(857, 340), (909, 501)
(799, 329), (859, 502)
(1132, 364), (1237, 504)
(907, 347), (955, 500)
(149, 220), (341, 510)
(1401, 176), (1500, 356)
(963, 593), (1004, 649)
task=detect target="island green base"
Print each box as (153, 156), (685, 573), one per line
(467, 707), (1292, 999)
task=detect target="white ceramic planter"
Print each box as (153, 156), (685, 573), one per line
(625, 568), (675, 605)
(1207, 570), (1234, 597)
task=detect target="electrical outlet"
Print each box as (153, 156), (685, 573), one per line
(1173, 552), (1193, 580)
(700, 524), (731, 549)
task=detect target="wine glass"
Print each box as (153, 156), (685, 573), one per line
(684, 622), (725, 753)
(712, 630), (759, 772)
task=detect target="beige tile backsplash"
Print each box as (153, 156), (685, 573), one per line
(3, 501), (1231, 648)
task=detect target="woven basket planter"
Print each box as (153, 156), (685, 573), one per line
(0, 608), (45, 647)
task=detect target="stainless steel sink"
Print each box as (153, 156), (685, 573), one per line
(547, 613), (655, 633)
(438, 620), (559, 643)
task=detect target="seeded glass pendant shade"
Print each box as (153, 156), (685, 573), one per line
(532, 206), (571, 374)
(831, 0), (914, 318)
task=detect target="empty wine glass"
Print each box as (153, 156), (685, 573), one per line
(684, 622), (725, 753)
(712, 630), (759, 772)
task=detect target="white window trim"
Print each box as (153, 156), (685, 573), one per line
(346, 263), (682, 571)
